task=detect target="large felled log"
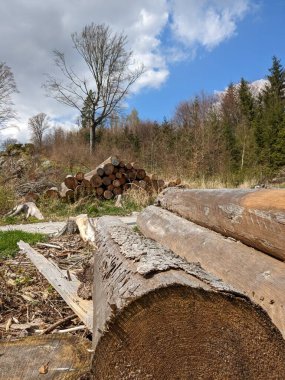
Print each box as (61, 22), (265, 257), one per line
(91, 216), (285, 379)
(157, 188), (285, 260)
(138, 205), (285, 337)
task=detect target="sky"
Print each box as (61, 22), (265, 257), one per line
(0, 0), (285, 142)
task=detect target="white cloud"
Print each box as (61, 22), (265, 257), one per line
(169, 0), (250, 49)
(0, 0), (253, 141)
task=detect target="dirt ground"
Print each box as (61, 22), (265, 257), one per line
(0, 234), (93, 342)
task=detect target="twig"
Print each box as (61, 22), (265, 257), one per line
(41, 313), (77, 335)
(58, 325), (86, 333)
(37, 242), (62, 250)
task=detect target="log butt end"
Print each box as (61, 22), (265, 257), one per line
(92, 285), (285, 379)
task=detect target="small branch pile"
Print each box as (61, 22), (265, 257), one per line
(44, 156), (181, 202)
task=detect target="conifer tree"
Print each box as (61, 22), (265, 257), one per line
(256, 56), (285, 169)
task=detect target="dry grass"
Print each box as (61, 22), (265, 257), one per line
(124, 188), (155, 209)
(0, 183), (16, 216)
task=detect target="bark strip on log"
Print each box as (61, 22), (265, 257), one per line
(157, 188), (285, 261)
(138, 205), (285, 338)
(91, 216), (285, 379)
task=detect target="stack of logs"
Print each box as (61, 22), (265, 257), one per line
(45, 156), (181, 202)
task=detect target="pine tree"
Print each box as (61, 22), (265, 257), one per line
(256, 56), (285, 169)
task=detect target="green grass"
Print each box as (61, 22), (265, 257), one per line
(0, 230), (46, 259)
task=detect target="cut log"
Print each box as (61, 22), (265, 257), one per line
(74, 184), (87, 199)
(24, 191), (40, 202)
(107, 184), (114, 191)
(44, 187), (60, 200)
(90, 174), (103, 188)
(108, 173), (116, 181)
(113, 187), (122, 196)
(60, 183), (74, 202)
(103, 163), (114, 176)
(136, 168), (146, 180)
(64, 175), (78, 190)
(157, 188), (285, 261)
(138, 205), (285, 337)
(0, 335), (91, 380)
(127, 170), (136, 180)
(131, 161), (140, 170)
(118, 176), (126, 186)
(75, 171), (84, 181)
(96, 167), (105, 177)
(112, 179), (121, 188)
(84, 156), (120, 180)
(91, 216), (285, 379)
(103, 190), (113, 200)
(125, 162), (132, 170)
(102, 176), (112, 186)
(96, 187), (104, 197)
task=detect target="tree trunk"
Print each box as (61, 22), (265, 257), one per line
(138, 205), (285, 338)
(157, 188), (285, 261)
(91, 216), (285, 379)
(90, 122), (96, 154)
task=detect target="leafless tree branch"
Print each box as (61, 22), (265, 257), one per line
(44, 23), (145, 153)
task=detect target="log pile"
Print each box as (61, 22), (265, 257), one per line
(138, 188), (285, 339)
(44, 156), (180, 202)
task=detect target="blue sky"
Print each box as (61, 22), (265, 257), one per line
(0, 0), (284, 141)
(129, 0), (285, 122)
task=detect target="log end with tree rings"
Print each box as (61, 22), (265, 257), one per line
(92, 284), (285, 379)
(91, 217), (285, 379)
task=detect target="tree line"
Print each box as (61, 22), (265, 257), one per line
(0, 22), (284, 183)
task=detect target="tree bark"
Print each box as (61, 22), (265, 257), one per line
(90, 216), (285, 379)
(157, 188), (285, 261)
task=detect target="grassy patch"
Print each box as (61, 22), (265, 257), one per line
(36, 189), (155, 220)
(0, 230), (46, 259)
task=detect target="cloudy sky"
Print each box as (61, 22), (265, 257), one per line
(0, 0), (285, 142)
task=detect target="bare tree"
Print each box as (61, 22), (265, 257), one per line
(28, 112), (50, 149)
(44, 23), (144, 153)
(0, 62), (18, 129)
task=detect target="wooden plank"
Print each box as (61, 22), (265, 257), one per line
(157, 188), (285, 260)
(0, 334), (91, 380)
(17, 241), (93, 330)
(91, 216), (285, 379)
(137, 205), (285, 337)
